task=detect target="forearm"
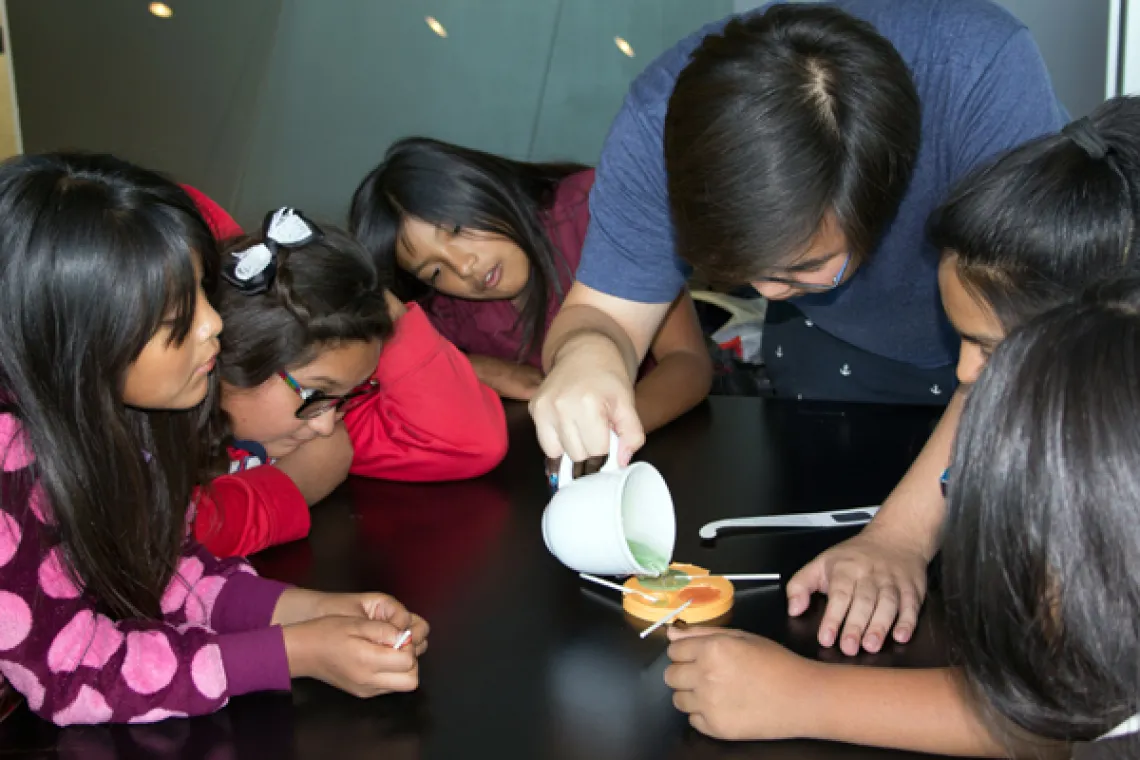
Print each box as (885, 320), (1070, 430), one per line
(468, 354), (544, 401)
(633, 351), (712, 432)
(542, 303), (640, 381)
(275, 424), (353, 505)
(864, 389), (964, 560)
(271, 587), (324, 627)
(808, 666), (1030, 757)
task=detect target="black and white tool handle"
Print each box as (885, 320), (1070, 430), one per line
(699, 506), (880, 540)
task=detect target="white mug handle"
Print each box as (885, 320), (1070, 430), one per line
(556, 430), (622, 490)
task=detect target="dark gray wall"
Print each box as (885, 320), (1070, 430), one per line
(994, 0), (1110, 118)
(8, 0), (282, 213)
(8, 0), (730, 225)
(7, 0), (1113, 226)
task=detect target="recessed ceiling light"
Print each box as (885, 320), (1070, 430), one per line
(425, 16), (448, 38)
(614, 36), (635, 57)
(148, 2), (173, 18)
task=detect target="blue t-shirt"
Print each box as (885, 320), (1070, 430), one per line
(575, 0), (1066, 369)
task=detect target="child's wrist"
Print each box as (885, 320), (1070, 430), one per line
(282, 622), (315, 680)
(271, 588), (325, 627)
(800, 660), (873, 745)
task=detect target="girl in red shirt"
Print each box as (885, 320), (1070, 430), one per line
(349, 138), (712, 433)
(190, 201), (507, 558)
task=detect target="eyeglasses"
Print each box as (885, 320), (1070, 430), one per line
(754, 252), (851, 291)
(278, 371), (380, 420)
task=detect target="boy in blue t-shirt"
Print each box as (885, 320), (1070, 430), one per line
(529, 0), (1064, 739)
(567, 0), (1063, 407)
(534, 0), (1060, 432)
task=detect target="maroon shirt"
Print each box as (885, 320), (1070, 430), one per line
(424, 170), (594, 369)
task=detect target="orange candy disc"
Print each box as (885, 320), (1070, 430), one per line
(621, 563), (734, 624)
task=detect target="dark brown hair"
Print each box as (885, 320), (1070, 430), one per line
(930, 96), (1140, 331)
(664, 4), (920, 284)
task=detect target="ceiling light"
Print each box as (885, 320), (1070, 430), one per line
(614, 36), (635, 57)
(148, 2), (173, 18)
(425, 16), (448, 38)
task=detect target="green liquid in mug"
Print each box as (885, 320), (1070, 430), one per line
(627, 539), (669, 576)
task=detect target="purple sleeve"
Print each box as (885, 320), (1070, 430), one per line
(182, 541), (292, 633)
(0, 480), (290, 726)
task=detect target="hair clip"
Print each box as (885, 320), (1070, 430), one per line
(221, 207), (323, 296)
(221, 241), (278, 295)
(264, 207), (321, 247)
(1063, 117), (1111, 161)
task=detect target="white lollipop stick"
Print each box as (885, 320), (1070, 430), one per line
(579, 572), (659, 603)
(680, 573), (781, 582)
(639, 600), (693, 639)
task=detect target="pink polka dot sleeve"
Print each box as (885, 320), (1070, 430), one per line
(0, 424), (291, 725)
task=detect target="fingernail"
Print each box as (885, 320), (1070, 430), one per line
(895, 629), (911, 643)
(820, 629), (835, 647)
(842, 636), (857, 653)
(864, 635), (880, 651)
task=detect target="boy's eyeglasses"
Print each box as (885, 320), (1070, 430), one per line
(753, 252), (851, 291)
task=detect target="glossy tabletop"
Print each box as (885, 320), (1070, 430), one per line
(1, 397), (954, 759)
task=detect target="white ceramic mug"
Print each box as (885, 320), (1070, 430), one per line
(541, 432), (675, 576)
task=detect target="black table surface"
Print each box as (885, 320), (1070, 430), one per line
(1, 396), (956, 760)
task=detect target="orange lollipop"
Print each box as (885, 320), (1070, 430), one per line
(621, 563), (734, 624)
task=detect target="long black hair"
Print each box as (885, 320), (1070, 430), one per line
(0, 152), (219, 620)
(929, 96), (1140, 329)
(212, 224), (393, 391)
(943, 279), (1140, 746)
(349, 137), (586, 359)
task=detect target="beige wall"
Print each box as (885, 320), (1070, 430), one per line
(0, 53), (18, 159)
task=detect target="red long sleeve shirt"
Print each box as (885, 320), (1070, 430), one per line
(182, 186), (508, 558)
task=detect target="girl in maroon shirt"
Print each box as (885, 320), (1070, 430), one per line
(350, 138), (712, 433)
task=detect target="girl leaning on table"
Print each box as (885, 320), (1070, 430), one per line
(348, 138), (712, 434)
(668, 283), (1140, 757)
(664, 97), (1140, 756)
(0, 152), (426, 726)
(785, 97), (1140, 661)
(179, 188), (508, 559)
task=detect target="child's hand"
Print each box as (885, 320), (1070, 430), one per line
(664, 625), (818, 741)
(272, 590), (429, 655)
(316, 593), (429, 656)
(785, 529), (930, 655)
(283, 615), (420, 697)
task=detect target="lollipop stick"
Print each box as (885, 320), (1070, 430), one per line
(579, 572), (660, 602)
(639, 600), (694, 639)
(680, 573), (781, 582)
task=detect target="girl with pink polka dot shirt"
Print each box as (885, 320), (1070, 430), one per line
(0, 153), (428, 726)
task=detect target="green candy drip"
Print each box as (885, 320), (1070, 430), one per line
(627, 539), (669, 575)
(636, 568), (690, 592)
